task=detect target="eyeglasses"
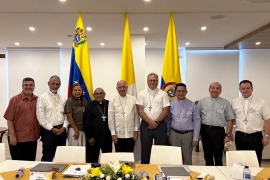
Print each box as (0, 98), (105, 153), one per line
(176, 90), (187, 93)
(148, 80), (158, 83)
(94, 92), (104, 96)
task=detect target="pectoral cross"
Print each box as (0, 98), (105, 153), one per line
(101, 115), (106, 121)
(121, 112), (125, 117)
(149, 106), (152, 111)
(244, 118), (248, 124)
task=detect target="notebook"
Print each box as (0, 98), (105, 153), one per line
(160, 166), (190, 179)
(30, 163), (68, 172)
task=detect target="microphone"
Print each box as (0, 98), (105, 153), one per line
(15, 167), (25, 178)
(140, 169), (149, 179)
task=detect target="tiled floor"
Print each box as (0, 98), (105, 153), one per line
(2, 132), (270, 167)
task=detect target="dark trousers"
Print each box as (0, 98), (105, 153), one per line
(235, 131), (263, 165)
(8, 137), (37, 161)
(140, 120), (167, 164)
(40, 126), (67, 162)
(200, 124), (225, 166)
(86, 141), (112, 163)
(115, 138), (135, 152)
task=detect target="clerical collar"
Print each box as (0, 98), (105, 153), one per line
(96, 100), (105, 104)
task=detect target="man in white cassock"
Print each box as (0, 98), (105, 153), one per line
(108, 80), (140, 153)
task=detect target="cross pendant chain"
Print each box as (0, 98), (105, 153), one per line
(96, 101), (107, 122)
(149, 106), (152, 111)
(101, 115), (106, 121)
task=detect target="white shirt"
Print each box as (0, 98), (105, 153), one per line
(108, 94), (139, 138)
(36, 91), (69, 130)
(136, 88), (170, 120)
(232, 95), (270, 133)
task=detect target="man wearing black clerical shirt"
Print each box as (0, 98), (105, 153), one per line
(83, 88), (112, 163)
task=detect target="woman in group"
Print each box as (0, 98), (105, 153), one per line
(65, 83), (87, 146)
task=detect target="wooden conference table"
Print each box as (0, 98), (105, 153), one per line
(0, 160), (268, 180)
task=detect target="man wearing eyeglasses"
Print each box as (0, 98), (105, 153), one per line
(166, 83), (201, 165)
(232, 80), (270, 165)
(197, 82), (235, 166)
(83, 88), (112, 163)
(4, 77), (40, 161)
(136, 73), (170, 164)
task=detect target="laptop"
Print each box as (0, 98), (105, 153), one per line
(30, 163), (68, 172)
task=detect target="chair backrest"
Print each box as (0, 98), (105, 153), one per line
(226, 150), (259, 167)
(100, 153), (134, 163)
(150, 145), (183, 165)
(0, 143), (6, 163)
(54, 146), (85, 163)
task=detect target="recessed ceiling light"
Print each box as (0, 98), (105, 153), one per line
(144, 0), (151, 2)
(201, 26), (207, 31)
(15, 42), (20, 46)
(145, 43), (147, 46)
(29, 27), (35, 31)
(58, 42), (62, 46)
(186, 42), (190, 45)
(86, 27), (92, 31)
(144, 27), (149, 31)
(256, 42), (261, 45)
(101, 43), (105, 46)
(59, 0), (66, 2)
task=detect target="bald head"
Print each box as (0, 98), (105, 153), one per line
(116, 80), (128, 97)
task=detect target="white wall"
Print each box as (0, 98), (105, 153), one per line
(0, 48), (8, 126)
(7, 50), (60, 97)
(240, 49), (270, 105)
(186, 50), (239, 102)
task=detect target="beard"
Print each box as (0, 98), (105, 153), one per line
(23, 90), (33, 95)
(50, 89), (58, 94)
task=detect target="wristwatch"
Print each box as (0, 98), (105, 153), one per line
(225, 133), (230, 137)
(264, 134), (269, 138)
(156, 120), (161, 125)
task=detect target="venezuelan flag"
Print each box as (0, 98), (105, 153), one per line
(120, 12), (137, 97)
(68, 12), (93, 103)
(161, 12), (181, 101)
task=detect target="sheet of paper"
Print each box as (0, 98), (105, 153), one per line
(62, 165), (91, 177)
(29, 172), (52, 180)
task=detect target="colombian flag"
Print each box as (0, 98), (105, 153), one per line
(161, 13), (181, 101)
(68, 12), (93, 103)
(120, 13), (137, 97)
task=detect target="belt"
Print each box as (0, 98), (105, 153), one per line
(53, 124), (63, 129)
(201, 124), (224, 129)
(237, 131), (262, 136)
(171, 128), (193, 134)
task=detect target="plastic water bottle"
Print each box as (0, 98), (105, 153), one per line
(140, 169), (149, 179)
(15, 167), (25, 178)
(243, 165), (251, 180)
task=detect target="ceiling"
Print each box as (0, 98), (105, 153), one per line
(1, 0), (270, 49)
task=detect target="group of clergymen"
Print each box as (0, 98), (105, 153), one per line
(3, 73), (270, 166)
